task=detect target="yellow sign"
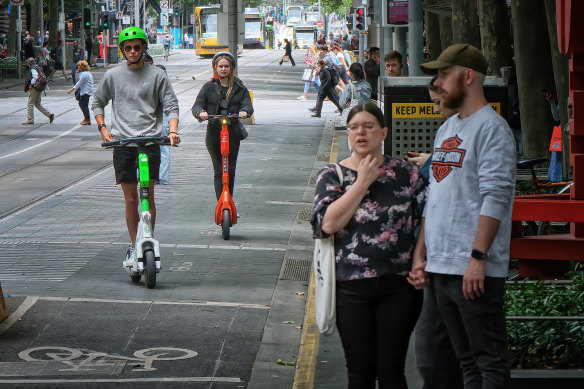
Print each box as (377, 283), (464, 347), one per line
(392, 102), (501, 118)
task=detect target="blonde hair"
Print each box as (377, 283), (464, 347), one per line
(76, 60), (90, 72)
(213, 56), (235, 98)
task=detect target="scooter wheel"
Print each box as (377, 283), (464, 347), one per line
(144, 250), (156, 289)
(222, 209), (230, 240)
(130, 273), (141, 283)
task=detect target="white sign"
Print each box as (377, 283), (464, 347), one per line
(190, 14), (195, 24)
(160, 13), (168, 26)
(10, 0), (24, 6)
(116, 12), (123, 20)
(16, 18), (22, 32)
(122, 15), (131, 24)
(160, 0), (169, 9)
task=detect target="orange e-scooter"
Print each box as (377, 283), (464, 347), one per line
(208, 114), (240, 239)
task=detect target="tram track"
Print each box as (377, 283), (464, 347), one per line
(0, 50), (285, 225)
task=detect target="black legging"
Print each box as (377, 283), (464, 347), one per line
(78, 94), (90, 122)
(336, 274), (423, 389)
(206, 124), (240, 199)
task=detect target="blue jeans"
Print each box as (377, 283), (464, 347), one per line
(432, 274), (511, 389)
(71, 62), (78, 84)
(336, 274), (423, 389)
(303, 77), (320, 94)
(414, 280), (463, 389)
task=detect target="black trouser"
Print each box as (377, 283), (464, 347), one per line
(87, 50), (92, 65)
(315, 87), (343, 116)
(336, 274), (423, 389)
(280, 53), (295, 66)
(78, 94), (90, 122)
(206, 124), (240, 200)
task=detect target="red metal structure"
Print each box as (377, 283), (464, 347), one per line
(511, 0), (584, 278)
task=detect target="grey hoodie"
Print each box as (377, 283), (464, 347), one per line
(91, 64), (179, 139)
(423, 105), (516, 278)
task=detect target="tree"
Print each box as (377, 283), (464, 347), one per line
(30, 0), (40, 46)
(511, 0), (556, 158)
(7, 4), (17, 57)
(424, 0), (442, 60)
(478, 0), (512, 76)
(451, 0), (480, 48)
(438, 14), (453, 50)
(48, 0), (58, 48)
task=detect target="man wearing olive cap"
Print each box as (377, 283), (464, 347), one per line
(408, 44), (514, 388)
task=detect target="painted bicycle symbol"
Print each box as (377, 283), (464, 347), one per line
(18, 346), (198, 372)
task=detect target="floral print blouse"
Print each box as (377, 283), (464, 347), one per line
(311, 156), (427, 281)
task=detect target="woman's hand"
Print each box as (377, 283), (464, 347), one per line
(199, 111), (208, 120)
(239, 111), (248, 119)
(405, 152), (431, 168)
(67, 88), (74, 94)
(356, 155), (380, 188)
(345, 101), (350, 108)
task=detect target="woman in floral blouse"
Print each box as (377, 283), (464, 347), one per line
(311, 103), (426, 388)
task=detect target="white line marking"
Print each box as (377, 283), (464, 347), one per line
(0, 296), (39, 335)
(0, 125), (82, 160)
(0, 377), (242, 383)
(38, 296), (269, 309)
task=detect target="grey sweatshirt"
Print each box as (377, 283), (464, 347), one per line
(423, 105), (516, 278)
(91, 64), (179, 139)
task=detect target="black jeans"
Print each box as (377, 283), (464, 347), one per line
(432, 274), (511, 389)
(336, 274), (423, 389)
(206, 124), (240, 200)
(279, 53), (295, 66)
(414, 280), (463, 389)
(78, 94), (90, 122)
(315, 87), (343, 116)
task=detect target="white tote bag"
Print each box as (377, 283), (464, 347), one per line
(340, 83), (360, 127)
(313, 163), (343, 336)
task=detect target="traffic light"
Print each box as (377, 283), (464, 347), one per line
(168, 14), (173, 26)
(173, 3), (180, 18)
(355, 7), (366, 31)
(84, 9), (91, 28)
(101, 12), (109, 28)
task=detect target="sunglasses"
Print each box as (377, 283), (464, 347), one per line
(123, 45), (143, 52)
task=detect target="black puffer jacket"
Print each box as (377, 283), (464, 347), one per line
(192, 77), (254, 138)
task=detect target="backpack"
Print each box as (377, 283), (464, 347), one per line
(32, 66), (48, 91)
(326, 65), (340, 86)
(49, 47), (56, 60)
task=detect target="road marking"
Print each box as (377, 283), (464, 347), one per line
(0, 125), (82, 160)
(293, 125), (340, 389)
(0, 296), (39, 335)
(0, 377), (242, 383)
(38, 296), (269, 310)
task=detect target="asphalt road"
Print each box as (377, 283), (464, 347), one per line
(0, 48), (338, 388)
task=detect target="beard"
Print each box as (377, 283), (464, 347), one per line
(440, 72), (466, 110)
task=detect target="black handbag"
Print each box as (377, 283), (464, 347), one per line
(74, 88), (81, 101)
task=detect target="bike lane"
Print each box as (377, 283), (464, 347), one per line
(0, 62), (336, 387)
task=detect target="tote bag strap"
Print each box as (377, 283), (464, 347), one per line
(334, 163), (343, 186)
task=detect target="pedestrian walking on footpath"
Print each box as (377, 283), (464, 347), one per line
(23, 58), (54, 125)
(71, 41), (86, 84)
(279, 38), (295, 66)
(192, 52), (254, 200)
(409, 43), (515, 388)
(311, 103), (426, 389)
(92, 27), (180, 268)
(38, 40), (51, 77)
(67, 60), (93, 125)
(49, 40), (70, 81)
(309, 59), (343, 117)
(85, 33), (93, 66)
(92, 36), (100, 67)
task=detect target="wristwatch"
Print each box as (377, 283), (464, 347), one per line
(471, 249), (488, 260)
(98, 124), (107, 132)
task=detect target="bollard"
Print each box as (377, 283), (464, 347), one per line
(241, 90), (255, 125)
(0, 282), (7, 323)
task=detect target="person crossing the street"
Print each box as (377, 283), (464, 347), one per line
(91, 26), (180, 268)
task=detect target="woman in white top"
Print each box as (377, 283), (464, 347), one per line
(67, 60), (94, 125)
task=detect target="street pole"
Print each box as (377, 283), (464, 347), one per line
(135, 0), (140, 29)
(359, 31), (364, 66)
(408, 0), (423, 76)
(80, 0), (85, 50)
(40, 0), (44, 40)
(227, 0), (238, 74)
(17, 6), (21, 78)
(60, 0), (65, 67)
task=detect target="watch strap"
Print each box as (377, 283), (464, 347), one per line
(471, 249), (487, 260)
(98, 124), (107, 131)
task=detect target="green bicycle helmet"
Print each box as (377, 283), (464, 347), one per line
(119, 26), (148, 48)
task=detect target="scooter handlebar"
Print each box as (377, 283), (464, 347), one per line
(101, 136), (171, 148)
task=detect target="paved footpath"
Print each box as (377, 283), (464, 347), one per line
(0, 49), (422, 388)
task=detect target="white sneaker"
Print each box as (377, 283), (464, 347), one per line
(123, 245), (136, 268)
(297, 95), (306, 100)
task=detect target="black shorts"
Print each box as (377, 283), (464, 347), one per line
(113, 145), (160, 184)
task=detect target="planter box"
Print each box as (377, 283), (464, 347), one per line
(512, 369), (584, 389)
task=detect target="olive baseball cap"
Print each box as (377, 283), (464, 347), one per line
(420, 43), (488, 75)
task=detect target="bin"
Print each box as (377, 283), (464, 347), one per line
(107, 45), (118, 63)
(382, 76), (508, 156)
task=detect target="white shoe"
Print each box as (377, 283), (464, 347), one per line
(122, 245), (136, 268)
(297, 95), (306, 100)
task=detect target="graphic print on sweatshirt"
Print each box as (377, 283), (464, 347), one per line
(431, 135), (466, 182)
